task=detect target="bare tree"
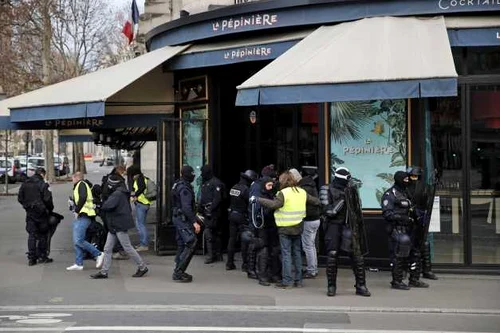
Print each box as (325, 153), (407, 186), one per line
(1, 0), (133, 177)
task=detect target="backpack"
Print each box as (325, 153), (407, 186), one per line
(145, 177), (157, 201)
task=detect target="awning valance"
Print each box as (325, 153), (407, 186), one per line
(1, 45), (189, 122)
(168, 30), (311, 70)
(236, 16), (458, 106)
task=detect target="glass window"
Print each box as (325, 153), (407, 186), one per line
(452, 47), (465, 75)
(329, 100), (407, 209)
(0, 160), (12, 168)
(429, 94), (464, 264)
(467, 47), (500, 75)
(470, 84), (500, 264)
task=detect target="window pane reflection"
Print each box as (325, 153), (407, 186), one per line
(430, 95), (464, 264)
(470, 85), (500, 264)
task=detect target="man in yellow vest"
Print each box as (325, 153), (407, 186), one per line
(130, 167), (151, 252)
(67, 172), (104, 271)
(254, 170), (320, 289)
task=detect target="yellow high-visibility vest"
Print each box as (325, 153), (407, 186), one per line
(74, 180), (96, 217)
(274, 187), (307, 227)
(134, 177), (151, 205)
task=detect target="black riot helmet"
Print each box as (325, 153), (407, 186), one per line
(240, 169), (258, 182)
(406, 166), (423, 181)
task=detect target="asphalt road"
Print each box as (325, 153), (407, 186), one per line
(0, 307), (499, 333)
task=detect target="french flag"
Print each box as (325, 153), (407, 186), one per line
(122, 0), (140, 44)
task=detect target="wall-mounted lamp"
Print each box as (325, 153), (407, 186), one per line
(249, 110), (257, 124)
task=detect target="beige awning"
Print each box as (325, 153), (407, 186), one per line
(1, 44), (189, 122)
(236, 16), (458, 105)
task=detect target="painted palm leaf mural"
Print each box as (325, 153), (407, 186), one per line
(330, 100), (407, 208)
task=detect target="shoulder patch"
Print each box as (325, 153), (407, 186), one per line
(383, 199), (389, 206)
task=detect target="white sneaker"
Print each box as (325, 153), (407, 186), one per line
(135, 246), (149, 252)
(66, 264), (83, 271)
(95, 253), (105, 269)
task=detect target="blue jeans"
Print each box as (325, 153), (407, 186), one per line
(73, 216), (101, 266)
(135, 202), (149, 247)
(301, 220), (320, 275)
(279, 234), (302, 286)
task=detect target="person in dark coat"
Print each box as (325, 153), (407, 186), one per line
(226, 169), (258, 271)
(18, 168), (54, 266)
(171, 165), (203, 282)
(382, 171), (428, 290)
(198, 165), (226, 264)
(90, 175), (148, 279)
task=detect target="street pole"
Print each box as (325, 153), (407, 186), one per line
(5, 130), (8, 194)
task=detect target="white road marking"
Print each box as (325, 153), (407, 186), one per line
(16, 319), (62, 324)
(28, 314), (72, 318)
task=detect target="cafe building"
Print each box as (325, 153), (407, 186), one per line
(0, 0), (499, 272)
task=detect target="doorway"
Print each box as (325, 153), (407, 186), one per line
(214, 63), (319, 189)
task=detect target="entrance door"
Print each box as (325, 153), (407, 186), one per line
(155, 114), (209, 254)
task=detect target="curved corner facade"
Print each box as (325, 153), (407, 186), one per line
(143, 0), (500, 270)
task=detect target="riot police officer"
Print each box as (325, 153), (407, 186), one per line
(320, 167), (370, 297)
(406, 166), (438, 280)
(226, 169), (258, 271)
(171, 165), (202, 282)
(18, 168), (54, 266)
(198, 165), (226, 264)
(381, 171), (429, 290)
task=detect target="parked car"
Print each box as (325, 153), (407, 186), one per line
(0, 158), (16, 183)
(100, 156), (115, 166)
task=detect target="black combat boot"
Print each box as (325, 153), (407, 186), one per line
(257, 249), (270, 286)
(422, 241), (438, 280)
(391, 258), (410, 290)
(326, 251), (337, 297)
(409, 252), (429, 288)
(246, 246), (258, 279)
(352, 256), (371, 297)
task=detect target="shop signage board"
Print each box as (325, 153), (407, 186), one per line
(330, 99), (407, 209)
(151, 0), (500, 47)
(168, 40), (299, 70)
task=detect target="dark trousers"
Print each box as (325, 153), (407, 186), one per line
(26, 218), (48, 260)
(227, 212), (247, 264)
(173, 218), (197, 274)
(204, 216), (221, 258)
(255, 227), (281, 280)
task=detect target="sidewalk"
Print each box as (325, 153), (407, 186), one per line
(1, 180), (499, 313)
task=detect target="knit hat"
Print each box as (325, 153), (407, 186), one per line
(289, 168), (302, 182)
(261, 164), (277, 178)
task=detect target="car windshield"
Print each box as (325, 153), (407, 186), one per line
(0, 160), (12, 168)
(54, 157), (62, 163)
(29, 159), (45, 167)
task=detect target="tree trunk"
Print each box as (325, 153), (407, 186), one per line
(42, 0), (55, 183)
(74, 142), (86, 174)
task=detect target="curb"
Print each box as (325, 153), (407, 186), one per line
(0, 305), (499, 315)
